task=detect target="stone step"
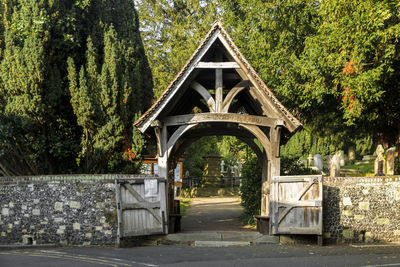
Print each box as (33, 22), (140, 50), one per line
(162, 231), (279, 244)
(194, 241), (250, 247)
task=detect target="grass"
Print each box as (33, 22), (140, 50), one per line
(341, 162), (374, 175)
(179, 198), (191, 216)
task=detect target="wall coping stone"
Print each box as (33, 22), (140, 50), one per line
(0, 174), (160, 184)
(323, 176), (400, 185)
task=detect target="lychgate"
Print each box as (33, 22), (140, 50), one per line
(134, 21), (318, 238)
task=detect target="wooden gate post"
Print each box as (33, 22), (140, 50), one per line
(157, 125), (169, 234)
(261, 152), (269, 216)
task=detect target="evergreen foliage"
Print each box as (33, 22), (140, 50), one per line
(137, 0), (400, 158)
(0, 0), (152, 176)
(183, 136), (219, 178)
(135, 0), (221, 98)
(240, 157), (261, 219)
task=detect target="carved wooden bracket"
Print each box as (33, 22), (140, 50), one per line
(151, 120), (163, 156)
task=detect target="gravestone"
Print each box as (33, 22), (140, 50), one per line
(386, 147), (398, 175)
(348, 147), (356, 161)
(307, 154), (314, 168)
(203, 154), (222, 187)
(338, 150), (346, 166)
(326, 155), (333, 170)
(313, 154), (323, 171)
(374, 145), (385, 176)
(330, 154), (340, 177)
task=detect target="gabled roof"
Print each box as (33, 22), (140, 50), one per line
(134, 21), (302, 133)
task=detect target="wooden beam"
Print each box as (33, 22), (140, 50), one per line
(215, 53), (223, 112)
(196, 62), (240, 69)
(191, 81), (215, 112)
(239, 123), (272, 160)
(163, 113), (281, 128)
(222, 80), (250, 112)
(122, 202), (160, 210)
(182, 127), (254, 139)
(166, 124), (198, 156)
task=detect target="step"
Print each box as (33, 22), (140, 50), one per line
(194, 241), (250, 247)
(162, 231), (279, 244)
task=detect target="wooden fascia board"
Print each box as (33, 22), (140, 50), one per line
(215, 34), (301, 133)
(137, 30), (221, 133)
(163, 113), (283, 128)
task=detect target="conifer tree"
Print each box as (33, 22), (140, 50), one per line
(0, 0), (152, 175)
(68, 3), (153, 173)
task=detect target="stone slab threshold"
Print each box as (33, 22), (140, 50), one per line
(161, 231), (279, 245)
(194, 241), (250, 247)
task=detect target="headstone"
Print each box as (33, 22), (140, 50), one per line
(202, 154), (222, 187)
(307, 154), (314, 168)
(374, 145), (385, 176)
(386, 147), (398, 175)
(338, 150), (346, 166)
(348, 147), (356, 161)
(313, 154), (323, 171)
(330, 154), (340, 177)
(326, 155), (333, 170)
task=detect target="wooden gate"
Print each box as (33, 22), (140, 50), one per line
(115, 177), (167, 245)
(271, 175), (323, 237)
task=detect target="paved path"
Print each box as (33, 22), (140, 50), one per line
(180, 197), (254, 231)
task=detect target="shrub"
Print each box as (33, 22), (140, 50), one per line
(240, 157), (261, 221)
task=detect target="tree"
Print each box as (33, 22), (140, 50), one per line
(288, 0), (400, 146)
(0, 0), (79, 175)
(0, 0), (152, 176)
(67, 1), (153, 173)
(135, 0), (221, 98)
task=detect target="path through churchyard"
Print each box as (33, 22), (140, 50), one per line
(181, 197), (254, 231)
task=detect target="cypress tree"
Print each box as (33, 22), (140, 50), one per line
(68, 3), (153, 173)
(0, 0), (152, 175)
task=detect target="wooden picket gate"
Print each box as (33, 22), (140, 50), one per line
(115, 177), (167, 246)
(270, 175), (323, 244)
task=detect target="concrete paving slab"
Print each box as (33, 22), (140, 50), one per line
(165, 232), (222, 242)
(194, 241), (250, 247)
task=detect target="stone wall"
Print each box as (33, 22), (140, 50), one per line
(323, 176), (400, 243)
(0, 174), (139, 246)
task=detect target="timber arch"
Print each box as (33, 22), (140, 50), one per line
(134, 21), (302, 233)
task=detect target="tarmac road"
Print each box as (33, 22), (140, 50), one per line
(1, 244), (400, 267)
